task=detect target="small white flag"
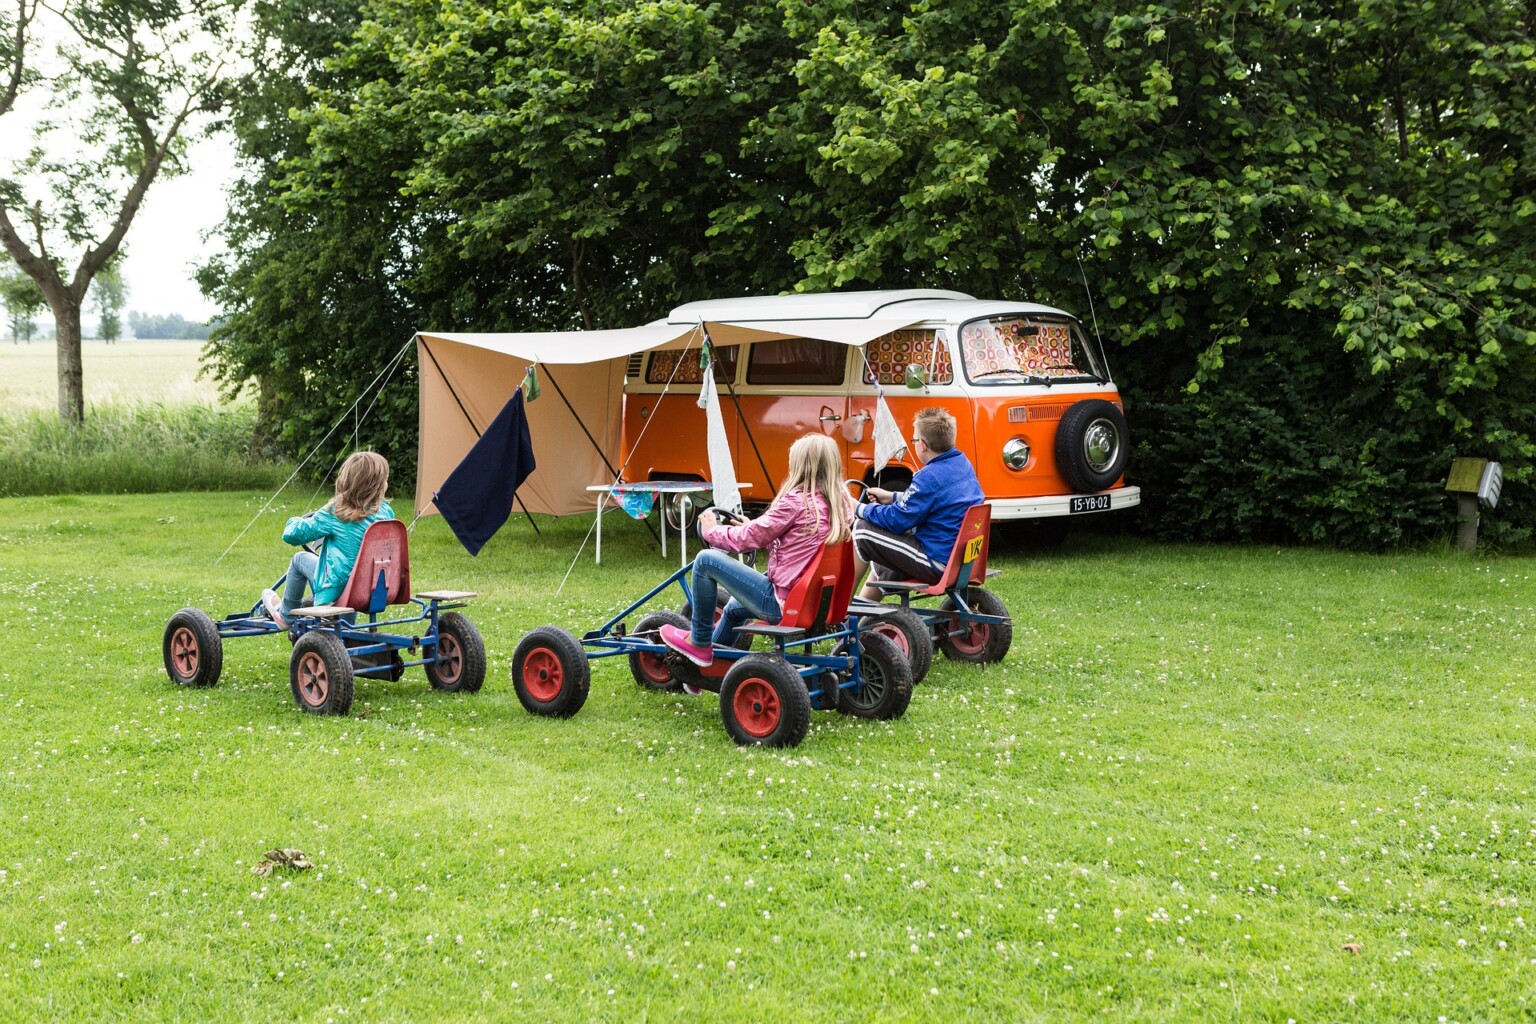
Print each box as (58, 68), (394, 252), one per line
(698, 362), (742, 512)
(872, 392), (907, 471)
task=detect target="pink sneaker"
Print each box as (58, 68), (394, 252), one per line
(659, 624), (713, 668)
(261, 589), (288, 629)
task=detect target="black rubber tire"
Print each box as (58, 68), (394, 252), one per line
(630, 610), (688, 692)
(163, 608), (223, 688)
(290, 631), (355, 715)
(836, 630), (913, 720)
(512, 626), (590, 718)
(937, 587), (1013, 664)
(1054, 399), (1128, 493)
(860, 606), (933, 685)
(719, 655), (811, 748)
(426, 612), (486, 693)
(678, 589), (730, 624)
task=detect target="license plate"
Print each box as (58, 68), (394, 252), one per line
(1070, 494), (1112, 514)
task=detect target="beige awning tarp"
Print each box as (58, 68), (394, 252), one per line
(413, 315), (923, 519)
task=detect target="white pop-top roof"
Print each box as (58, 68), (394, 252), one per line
(665, 288), (1076, 325)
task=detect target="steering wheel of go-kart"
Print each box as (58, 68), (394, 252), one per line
(845, 478), (876, 505)
(695, 506), (746, 545)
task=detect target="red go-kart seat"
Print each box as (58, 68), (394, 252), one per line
(335, 520), (413, 614)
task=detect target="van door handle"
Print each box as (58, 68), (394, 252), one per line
(819, 413), (842, 422)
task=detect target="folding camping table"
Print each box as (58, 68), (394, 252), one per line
(587, 481), (752, 566)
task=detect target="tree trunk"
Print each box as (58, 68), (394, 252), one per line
(52, 297), (84, 423)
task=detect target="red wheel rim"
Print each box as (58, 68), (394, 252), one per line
(731, 678), (781, 738)
(949, 618), (989, 657)
(636, 650), (671, 685)
(522, 648), (564, 703)
(871, 622), (910, 657)
(295, 651), (331, 707)
(170, 626), (200, 679)
(435, 633), (463, 685)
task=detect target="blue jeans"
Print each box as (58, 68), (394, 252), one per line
(689, 549), (780, 648)
(281, 551), (320, 617)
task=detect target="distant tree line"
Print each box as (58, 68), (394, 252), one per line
(200, 0), (1536, 548)
(129, 311), (212, 340)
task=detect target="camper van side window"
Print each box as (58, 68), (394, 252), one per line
(745, 338), (847, 386)
(645, 346), (738, 385)
(862, 329), (953, 385)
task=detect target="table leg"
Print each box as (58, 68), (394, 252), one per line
(595, 495), (603, 565)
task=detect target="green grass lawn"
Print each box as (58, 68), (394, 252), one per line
(2, 492), (1533, 1021)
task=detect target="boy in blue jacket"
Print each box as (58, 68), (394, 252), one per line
(852, 407), (984, 601)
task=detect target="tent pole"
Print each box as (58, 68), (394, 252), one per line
(540, 364), (662, 547)
(420, 340), (542, 536)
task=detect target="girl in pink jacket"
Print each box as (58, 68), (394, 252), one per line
(660, 433), (852, 666)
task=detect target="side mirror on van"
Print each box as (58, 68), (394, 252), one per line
(904, 364), (929, 390)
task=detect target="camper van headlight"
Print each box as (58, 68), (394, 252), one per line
(1002, 437), (1030, 471)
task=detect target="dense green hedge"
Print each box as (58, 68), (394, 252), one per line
(201, 1), (1535, 548)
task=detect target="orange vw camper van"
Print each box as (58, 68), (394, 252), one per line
(620, 290), (1140, 523)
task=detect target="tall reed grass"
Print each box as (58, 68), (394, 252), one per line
(0, 403), (293, 496)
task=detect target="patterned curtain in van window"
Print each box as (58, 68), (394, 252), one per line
(961, 320), (1074, 376)
(863, 330), (953, 385)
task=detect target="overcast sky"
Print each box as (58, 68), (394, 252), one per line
(121, 132), (238, 322)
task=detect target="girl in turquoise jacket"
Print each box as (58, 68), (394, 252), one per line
(262, 451), (395, 627)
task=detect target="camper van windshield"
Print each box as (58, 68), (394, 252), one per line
(959, 316), (1108, 385)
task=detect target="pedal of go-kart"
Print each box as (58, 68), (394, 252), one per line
(416, 590), (477, 602)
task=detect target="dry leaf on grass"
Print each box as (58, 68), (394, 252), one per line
(252, 848), (314, 876)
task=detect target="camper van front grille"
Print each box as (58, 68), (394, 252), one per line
(625, 353), (645, 379)
(1011, 403), (1072, 423)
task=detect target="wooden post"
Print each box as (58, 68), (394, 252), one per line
(1446, 457), (1488, 552)
(1454, 493), (1479, 552)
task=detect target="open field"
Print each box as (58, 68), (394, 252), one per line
(1, 493), (1534, 1021)
(0, 340), (230, 411)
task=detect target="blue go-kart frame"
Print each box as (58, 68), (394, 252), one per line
(510, 540), (914, 748)
(162, 522), (485, 716)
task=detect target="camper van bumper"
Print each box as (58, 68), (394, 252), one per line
(988, 486), (1141, 522)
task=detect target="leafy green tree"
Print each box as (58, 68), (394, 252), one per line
(0, 0), (237, 421)
(90, 257), (128, 342)
(206, 0), (1536, 546)
(0, 266), (45, 341)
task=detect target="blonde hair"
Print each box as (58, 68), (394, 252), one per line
(331, 451), (390, 521)
(777, 434), (851, 545)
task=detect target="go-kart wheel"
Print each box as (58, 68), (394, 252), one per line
(859, 606), (933, 685)
(163, 608), (223, 688)
(937, 587), (1012, 664)
(512, 626), (590, 717)
(678, 588), (730, 626)
(630, 611), (688, 692)
(834, 630), (913, 720)
(290, 631), (355, 715)
(720, 655), (811, 747)
(426, 612), (486, 693)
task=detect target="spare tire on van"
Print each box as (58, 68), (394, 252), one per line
(1054, 400), (1128, 493)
